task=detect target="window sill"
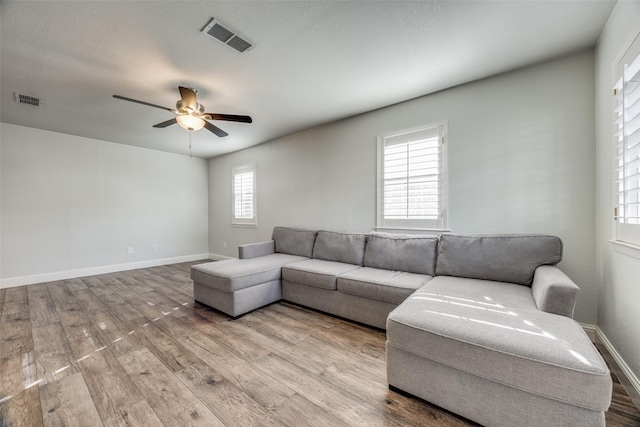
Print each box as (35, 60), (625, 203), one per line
(374, 227), (451, 235)
(608, 239), (640, 259)
(232, 223), (257, 228)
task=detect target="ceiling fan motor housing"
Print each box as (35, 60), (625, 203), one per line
(176, 100), (205, 115)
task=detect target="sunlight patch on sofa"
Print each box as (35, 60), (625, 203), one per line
(422, 309), (557, 340)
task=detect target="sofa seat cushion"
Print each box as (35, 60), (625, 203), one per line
(191, 253), (308, 292)
(387, 283), (612, 411)
(422, 276), (538, 311)
(337, 267), (432, 305)
(282, 259), (362, 290)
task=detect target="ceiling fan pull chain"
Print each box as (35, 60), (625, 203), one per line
(189, 131), (192, 159)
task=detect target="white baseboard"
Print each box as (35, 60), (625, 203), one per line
(596, 327), (640, 409)
(580, 322), (597, 342)
(0, 253), (211, 289)
(208, 253), (235, 261)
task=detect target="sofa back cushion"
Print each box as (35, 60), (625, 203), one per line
(435, 234), (562, 286)
(272, 227), (317, 258)
(313, 231), (367, 265)
(364, 233), (438, 275)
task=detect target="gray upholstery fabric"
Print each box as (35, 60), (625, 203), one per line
(192, 227), (603, 426)
(194, 279), (281, 317)
(532, 265), (580, 318)
(364, 233), (439, 275)
(238, 241), (275, 259)
(193, 227), (603, 426)
(272, 227), (318, 258)
(387, 344), (606, 427)
(282, 280), (397, 329)
(281, 259), (361, 290)
(435, 234), (563, 286)
(422, 275), (538, 311)
(190, 254), (307, 292)
(312, 231), (367, 265)
(337, 267), (431, 304)
(387, 284), (612, 411)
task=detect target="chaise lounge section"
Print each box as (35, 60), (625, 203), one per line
(386, 234), (611, 426)
(190, 227), (612, 426)
(190, 227), (316, 316)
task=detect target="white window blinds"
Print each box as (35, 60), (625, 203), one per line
(377, 123), (446, 230)
(613, 36), (640, 245)
(232, 164), (256, 226)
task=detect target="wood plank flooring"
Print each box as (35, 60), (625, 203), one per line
(1, 261), (639, 426)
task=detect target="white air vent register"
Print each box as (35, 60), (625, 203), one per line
(14, 92), (42, 107)
(201, 18), (253, 53)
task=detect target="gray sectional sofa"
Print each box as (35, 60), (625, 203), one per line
(190, 227), (612, 427)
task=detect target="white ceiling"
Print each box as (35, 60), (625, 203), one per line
(1, 1), (616, 159)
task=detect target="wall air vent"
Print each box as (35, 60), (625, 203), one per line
(201, 18), (253, 53)
(14, 92), (42, 107)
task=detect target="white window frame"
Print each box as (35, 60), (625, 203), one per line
(232, 163), (257, 227)
(613, 31), (640, 247)
(376, 121), (448, 232)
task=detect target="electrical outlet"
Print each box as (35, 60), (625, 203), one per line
(127, 246), (134, 254)
(223, 241), (227, 249)
(152, 244), (158, 252)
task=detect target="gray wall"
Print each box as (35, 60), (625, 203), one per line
(595, 1), (640, 388)
(0, 123), (209, 284)
(208, 51), (598, 324)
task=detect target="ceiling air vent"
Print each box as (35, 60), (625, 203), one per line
(226, 35), (252, 53)
(201, 18), (253, 53)
(14, 92), (42, 107)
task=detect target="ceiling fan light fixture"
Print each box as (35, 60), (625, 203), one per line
(176, 114), (205, 131)
(113, 85), (251, 138)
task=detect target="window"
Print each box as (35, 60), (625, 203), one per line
(232, 164), (256, 226)
(377, 122), (447, 230)
(613, 34), (640, 246)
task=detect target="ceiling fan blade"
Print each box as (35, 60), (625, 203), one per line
(152, 118), (177, 128)
(203, 113), (253, 123)
(204, 121), (229, 137)
(113, 95), (174, 112)
(178, 86), (198, 111)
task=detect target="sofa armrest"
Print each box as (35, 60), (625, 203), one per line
(238, 241), (275, 259)
(531, 265), (580, 318)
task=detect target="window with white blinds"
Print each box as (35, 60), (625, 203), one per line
(613, 35), (640, 246)
(232, 164), (256, 226)
(377, 123), (447, 230)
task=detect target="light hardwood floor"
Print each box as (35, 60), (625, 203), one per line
(1, 261), (639, 426)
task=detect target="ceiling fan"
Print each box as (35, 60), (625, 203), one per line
(113, 86), (252, 137)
